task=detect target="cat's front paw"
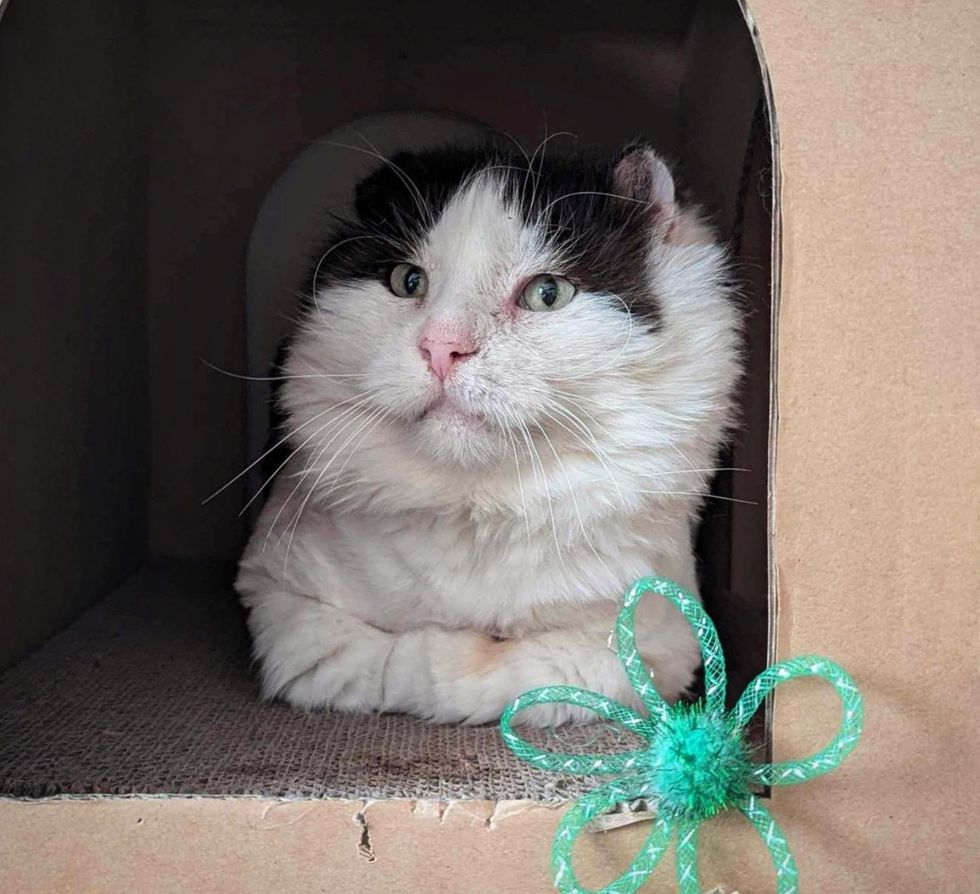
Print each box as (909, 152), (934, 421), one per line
(244, 589), (395, 713)
(275, 634), (391, 712)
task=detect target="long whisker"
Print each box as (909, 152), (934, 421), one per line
(309, 234), (383, 306)
(320, 407), (393, 502)
(314, 138), (427, 212)
(281, 405), (390, 574)
(262, 400), (377, 553)
(488, 127), (533, 170)
(632, 467), (751, 478)
(202, 405), (337, 505)
(536, 189), (649, 222)
(669, 443), (708, 491)
(526, 129), (577, 210)
(238, 391), (382, 515)
(270, 404), (377, 565)
(550, 294), (634, 381)
(636, 490), (758, 506)
(539, 405), (626, 507)
(199, 357), (367, 382)
(237, 416), (337, 517)
(534, 421), (612, 580)
(496, 411), (531, 543)
(518, 422), (564, 568)
(548, 396), (628, 456)
(349, 130), (432, 225)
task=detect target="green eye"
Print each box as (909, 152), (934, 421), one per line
(519, 274), (577, 312)
(389, 263), (428, 298)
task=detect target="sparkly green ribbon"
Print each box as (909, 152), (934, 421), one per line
(499, 577), (864, 894)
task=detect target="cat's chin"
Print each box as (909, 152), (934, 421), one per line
(414, 405), (506, 472)
(419, 399), (486, 429)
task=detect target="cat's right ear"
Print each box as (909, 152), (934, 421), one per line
(613, 143), (677, 234)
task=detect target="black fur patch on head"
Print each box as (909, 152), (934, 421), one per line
(304, 148), (493, 295)
(503, 150), (665, 328)
(304, 143), (671, 328)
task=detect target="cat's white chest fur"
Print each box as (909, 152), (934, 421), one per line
(243, 471), (699, 636)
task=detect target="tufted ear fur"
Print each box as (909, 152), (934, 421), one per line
(613, 143), (677, 235)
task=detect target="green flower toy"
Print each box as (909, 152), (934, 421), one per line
(500, 576), (864, 894)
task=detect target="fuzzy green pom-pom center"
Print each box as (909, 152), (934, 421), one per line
(646, 704), (753, 821)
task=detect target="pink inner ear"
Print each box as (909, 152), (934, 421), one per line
(614, 149), (676, 219)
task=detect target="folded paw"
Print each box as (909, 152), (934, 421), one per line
(243, 589), (394, 712)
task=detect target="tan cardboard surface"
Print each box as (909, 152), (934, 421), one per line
(753, 0), (979, 889)
(1, 0), (977, 891)
(0, 798), (763, 893)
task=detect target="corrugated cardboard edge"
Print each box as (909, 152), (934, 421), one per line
(0, 797), (756, 893)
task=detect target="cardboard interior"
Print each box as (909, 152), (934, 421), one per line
(0, 0), (786, 885)
(3, 0), (977, 891)
(0, 0), (772, 680)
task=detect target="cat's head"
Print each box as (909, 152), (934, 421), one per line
(278, 143), (740, 512)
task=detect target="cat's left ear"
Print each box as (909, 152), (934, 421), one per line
(613, 143), (677, 235)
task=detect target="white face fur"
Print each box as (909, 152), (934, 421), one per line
(277, 146), (741, 522)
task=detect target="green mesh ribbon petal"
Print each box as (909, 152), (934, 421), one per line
(499, 576), (864, 894)
(733, 656), (864, 787)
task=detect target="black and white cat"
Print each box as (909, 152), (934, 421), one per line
(235, 143), (741, 726)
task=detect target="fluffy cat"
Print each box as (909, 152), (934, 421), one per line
(235, 142), (741, 726)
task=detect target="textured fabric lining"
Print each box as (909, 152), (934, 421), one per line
(0, 560), (633, 800)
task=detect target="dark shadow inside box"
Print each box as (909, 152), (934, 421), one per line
(695, 96), (773, 732)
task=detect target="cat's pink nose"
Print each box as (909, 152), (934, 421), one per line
(419, 330), (477, 381)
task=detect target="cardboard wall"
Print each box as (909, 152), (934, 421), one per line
(755, 0), (979, 885)
(0, 0), (148, 669)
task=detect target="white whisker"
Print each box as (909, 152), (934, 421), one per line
(309, 234), (382, 308)
(202, 405), (336, 505)
(238, 391), (383, 515)
(518, 422), (564, 568)
(199, 357), (368, 383)
(314, 137), (430, 225)
(351, 129), (432, 225)
(534, 421), (612, 581)
(636, 490), (758, 506)
(539, 405), (626, 507)
(281, 405), (390, 574)
(262, 399), (378, 554)
(497, 412), (531, 543)
(550, 294), (634, 382)
(536, 189), (649, 222)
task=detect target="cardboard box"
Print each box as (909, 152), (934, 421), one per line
(1, 0), (976, 891)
